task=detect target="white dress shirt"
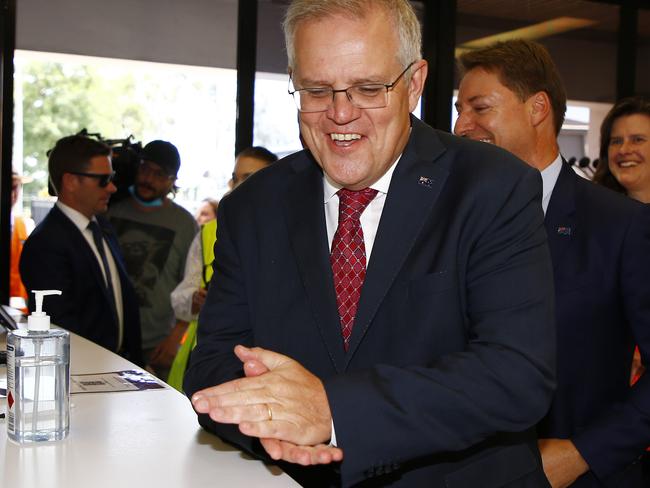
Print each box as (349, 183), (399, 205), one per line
(56, 201), (124, 350)
(540, 154), (563, 215)
(323, 158), (399, 258)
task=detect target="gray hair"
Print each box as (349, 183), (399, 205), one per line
(283, 0), (422, 71)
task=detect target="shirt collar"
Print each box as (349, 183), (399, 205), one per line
(56, 201), (96, 233)
(540, 153), (563, 213)
(323, 154), (401, 204)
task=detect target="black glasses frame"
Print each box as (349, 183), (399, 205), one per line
(288, 61), (416, 113)
(138, 161), (175, 181)
(69, 171), (116, 188)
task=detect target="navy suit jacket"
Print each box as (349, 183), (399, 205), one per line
(539, 162), (650, 487)
(185, 118), (556, 487)
(20, 205), (143, 365)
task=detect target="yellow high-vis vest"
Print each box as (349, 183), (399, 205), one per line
(167, 218), (217, 391)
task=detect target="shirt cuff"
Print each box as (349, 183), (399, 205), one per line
(329, 418), (338, 447)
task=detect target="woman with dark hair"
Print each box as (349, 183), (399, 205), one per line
(594, 95), (650, 203)
(595, 96), (650, 482)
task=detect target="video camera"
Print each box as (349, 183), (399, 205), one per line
(98, 133), (143, 204)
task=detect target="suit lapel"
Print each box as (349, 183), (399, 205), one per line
(283, 155), (347, 372)
(346, 119), (448, 363)
(544, 161), (577, 271)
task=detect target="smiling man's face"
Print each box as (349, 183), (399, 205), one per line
(454, 67), (537, 165)
(291, 7), (425, 190)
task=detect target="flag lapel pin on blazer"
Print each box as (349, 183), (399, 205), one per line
(557, 226), (572, 236)
(418, 176), (433, 188)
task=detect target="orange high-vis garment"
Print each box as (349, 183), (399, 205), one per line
(10, 215), (28, 302)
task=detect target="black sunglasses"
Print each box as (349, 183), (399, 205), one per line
(69, 171), (116, 188)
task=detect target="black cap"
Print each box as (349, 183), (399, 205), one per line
(141, 140), (180, 177)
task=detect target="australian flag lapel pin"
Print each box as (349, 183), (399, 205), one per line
(557, 226), (572, 236)
(418, 176), (433, 188)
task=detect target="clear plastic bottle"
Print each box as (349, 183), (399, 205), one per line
(6, 290), (70, 443)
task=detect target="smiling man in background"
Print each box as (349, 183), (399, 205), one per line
(455, 39), (650, 488)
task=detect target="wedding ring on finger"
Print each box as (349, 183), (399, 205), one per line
(266, 403), (273, 422)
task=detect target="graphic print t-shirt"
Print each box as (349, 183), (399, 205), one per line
(109, 199), (198, 349)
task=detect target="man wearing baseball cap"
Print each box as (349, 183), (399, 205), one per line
(108, 140), (198, 379)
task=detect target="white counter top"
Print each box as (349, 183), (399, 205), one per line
(0, 330), (298, 488)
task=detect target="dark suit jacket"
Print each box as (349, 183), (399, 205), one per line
(538, 162), (650, 487)
(185, 117), (556, 487)
(20, 205), (143, 365)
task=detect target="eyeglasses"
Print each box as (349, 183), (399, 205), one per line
(138, 161), (173, 181)
(69, 171), (116, 187)
(288, 61), (416, 113)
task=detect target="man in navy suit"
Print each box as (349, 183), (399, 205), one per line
(20, 135), (142, 365)
(185, 1), (556, 486)
(455, 39), (650, 487)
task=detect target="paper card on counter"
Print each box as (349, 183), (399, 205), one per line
(71, 370), (165, 394)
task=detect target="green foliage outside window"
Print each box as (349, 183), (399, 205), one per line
(18, 59), (152, 200)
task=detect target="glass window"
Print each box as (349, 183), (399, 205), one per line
(13, 50), (237, 220)
(254, 72), (302, 158)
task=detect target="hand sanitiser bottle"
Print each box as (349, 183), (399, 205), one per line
(6, 290), (70, 443)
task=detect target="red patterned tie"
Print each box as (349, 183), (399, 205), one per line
(330, 187), (378, 350)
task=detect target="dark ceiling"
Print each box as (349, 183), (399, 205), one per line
(269, 0), (649, 41)
(457, 0), (649, 41)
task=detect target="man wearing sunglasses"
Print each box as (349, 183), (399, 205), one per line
(108, 140), (198, 380)
(20, 135), (143, 365)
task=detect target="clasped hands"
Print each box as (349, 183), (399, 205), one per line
(191, 345), (344, 466)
